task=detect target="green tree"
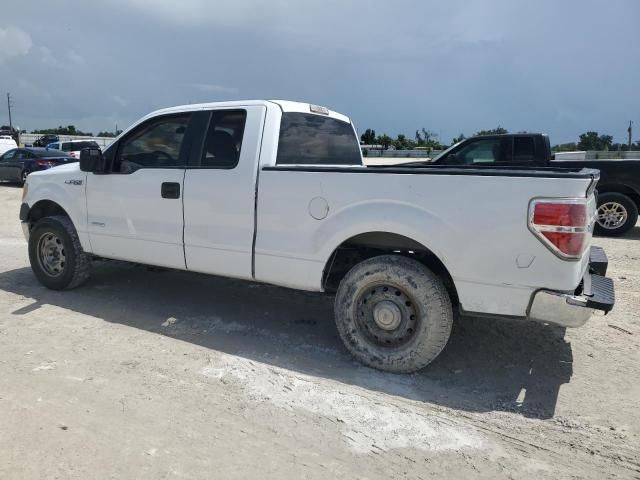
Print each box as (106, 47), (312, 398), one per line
(360, 128), (376, 145)
(475, 126), (508, 136)
(97, 130), (123, 138)
(376, 134), (393, 150)
(394, 134), (411, 150)
(32, 125), (93, 136)
(451, 133), (466, 145)
(577, 131), (613, 150)
(552, 142), (578, 152)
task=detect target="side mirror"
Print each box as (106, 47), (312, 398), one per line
(80, 148), (106, 173)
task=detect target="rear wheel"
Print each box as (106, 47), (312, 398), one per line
(595, 192), (638, 236)
(28, 215), (91, 290)
(21, 169), (29, 184)
(334, 255), (453, 373)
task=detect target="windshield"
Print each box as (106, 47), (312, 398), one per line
(431, 141), (463, 162)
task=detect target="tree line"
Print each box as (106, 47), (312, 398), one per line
(361, 127), (639, 151)
(31, 125), (122, 138)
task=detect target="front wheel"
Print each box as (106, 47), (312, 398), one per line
(595, 192), (638, 237)
(334, 255), (453, 373)
(28, 215), (92, 290)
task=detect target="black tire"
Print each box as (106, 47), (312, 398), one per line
(21, 169), (30, 185)
(334, 255), (453, 373)
(28, 215), (91, 290)
(594, 192), (638, 237)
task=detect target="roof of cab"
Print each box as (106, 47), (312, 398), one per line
(145, 100), (351, 124)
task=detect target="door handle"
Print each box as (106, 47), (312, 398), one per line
(161, 182), (180, 199)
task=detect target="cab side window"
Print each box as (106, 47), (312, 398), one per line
(114, 114), (191, 173)
(200, 110), (246, 169)
(444, 138), (506, 165)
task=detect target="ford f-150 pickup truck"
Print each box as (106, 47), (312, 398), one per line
(19, 101), (615, 372)
(428, 133), (640, 236)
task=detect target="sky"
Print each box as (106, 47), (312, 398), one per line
(1, 0), (639, 144)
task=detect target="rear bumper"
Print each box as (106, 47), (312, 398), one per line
(527, 246), (615, 328)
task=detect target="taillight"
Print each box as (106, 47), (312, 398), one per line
(35, 160), (57, 167)
(528, 199), (593, 259)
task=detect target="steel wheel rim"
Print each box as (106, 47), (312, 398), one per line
(597, 202), (628, 230)
(355, 283), (420, 348)
(37, 232), (66, 277)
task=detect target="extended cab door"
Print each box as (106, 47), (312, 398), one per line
(85, 113), (193, 269)
(183, 106), (266, 279)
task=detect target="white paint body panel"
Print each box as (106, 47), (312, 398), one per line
(254, 170), (594, 315)
(183, 105), (266, 279)
(22, 100), (596, 319)
(86, 169), (186, 269)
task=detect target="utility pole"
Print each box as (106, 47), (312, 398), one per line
(6, 93), (13, 130)
(628, 121), (633, 149)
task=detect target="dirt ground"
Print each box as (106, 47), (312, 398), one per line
(0, 183), (638, 480)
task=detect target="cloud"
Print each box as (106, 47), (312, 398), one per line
(39, 46), (59, 67)
(0, 26), (32, 64)
(66, 50), (85, 65)
(189, 83), (238, 94)
(111, 95), (128, 107)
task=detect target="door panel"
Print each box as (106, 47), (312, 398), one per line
(86, 113), (193, 269)
(183, 106), (266, 279)
(86, 169), (186, 268)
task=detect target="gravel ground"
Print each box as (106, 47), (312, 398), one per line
(0, 183), (638, 479)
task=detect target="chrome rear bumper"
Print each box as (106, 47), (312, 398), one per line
(527, 247), (615, 328)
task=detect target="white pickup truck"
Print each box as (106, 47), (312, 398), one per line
(19, 100), (615, 372)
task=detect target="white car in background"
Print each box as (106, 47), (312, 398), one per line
(0, 136), (18, 155)
(46, 139), (101, 159)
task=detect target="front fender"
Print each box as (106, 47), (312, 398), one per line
(24, 170), (90, 252)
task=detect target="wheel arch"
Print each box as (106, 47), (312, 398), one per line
(27, 199), (71, 224)
(597, 184), (640, 208)
(322, 231), (459, 306)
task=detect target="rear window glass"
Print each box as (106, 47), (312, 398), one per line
(513, 137), (535, 161)
(276, 113), (362, 165)
(62, 141), (99, 151)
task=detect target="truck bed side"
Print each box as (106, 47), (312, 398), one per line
(254, 166), (597, 317)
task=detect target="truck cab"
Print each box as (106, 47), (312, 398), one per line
(432, 133), (551, 167)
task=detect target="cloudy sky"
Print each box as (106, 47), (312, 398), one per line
(1, 0), (639, 143)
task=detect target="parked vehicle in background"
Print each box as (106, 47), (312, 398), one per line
(0, 147), (75, 184)
(0, 136), (18, 155)
(47, 139), (101, 159)
(0, 126), (19, 144)
(20, 100), (614, 373)
(32, 134), (60, 147)
(428, 133), (640, 236)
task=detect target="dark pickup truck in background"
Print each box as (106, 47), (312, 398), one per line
(429, 133), (640, 236)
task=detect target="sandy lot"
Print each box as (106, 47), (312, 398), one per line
(0, 183), (638, 479)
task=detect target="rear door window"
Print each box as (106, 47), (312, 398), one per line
(276, 113), (362, 165)
(200, 110), (247, 169)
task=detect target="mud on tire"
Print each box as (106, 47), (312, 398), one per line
(28, 215), (92, 290)
(334, 255), (453, 373)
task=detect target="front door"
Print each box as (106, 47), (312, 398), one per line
(86, 113), (192, 269)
